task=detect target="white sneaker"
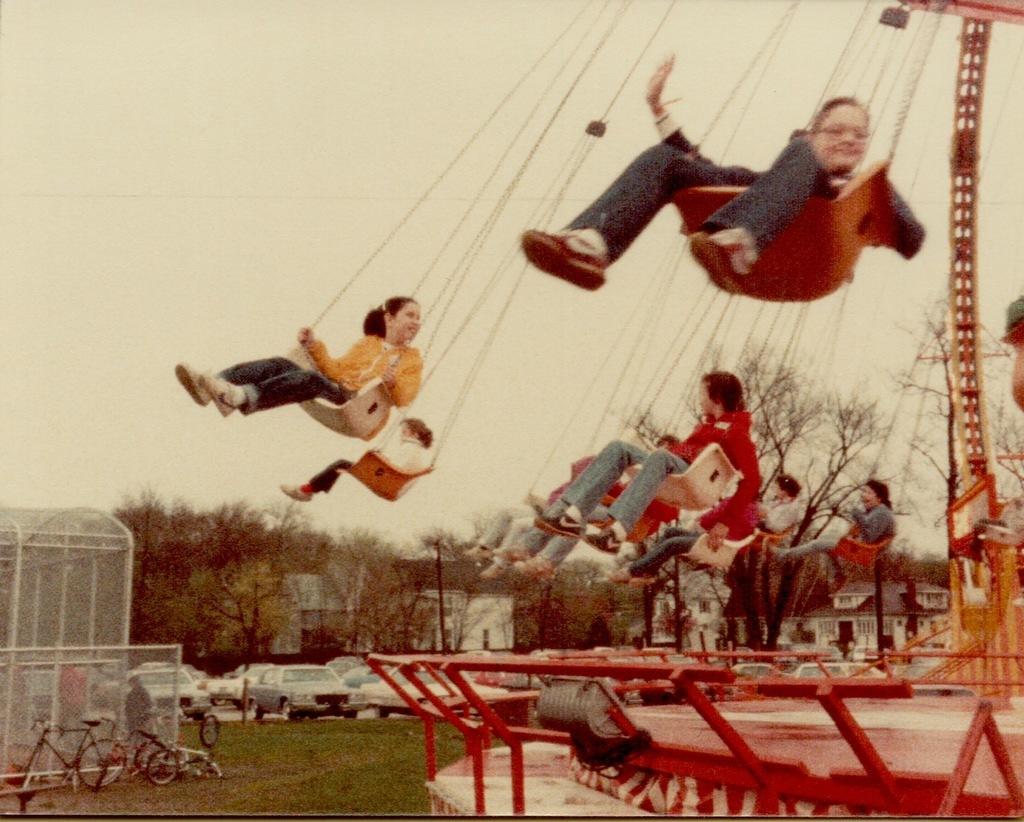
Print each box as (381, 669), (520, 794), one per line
(708, 227), (758, 275)
(480, 563), (505, 580)
(175, 363), (212, 406)
(561, 228), (608, 260)
(201, 374), (247, 417)
(281, 484), (313, 502)
(464, 545), (493, 560)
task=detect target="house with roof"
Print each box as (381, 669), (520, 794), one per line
(272, 573), (344, 655)
(787, 580), (949, 653)
(272, 561), (514, 655)
(652, 572), (731, 650)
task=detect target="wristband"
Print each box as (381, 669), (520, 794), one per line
(655, 112), (680, 141)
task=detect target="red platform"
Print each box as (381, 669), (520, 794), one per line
(368, 653), (1024, 817)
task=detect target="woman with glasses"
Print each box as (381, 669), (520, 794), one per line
(521, 54), (924, 290)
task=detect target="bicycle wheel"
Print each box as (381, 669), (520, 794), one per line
(77, 739), (123, 791)
(146, 747), (180, 786)
(132, 738), (164, 775)
(198, 713), (220, 748)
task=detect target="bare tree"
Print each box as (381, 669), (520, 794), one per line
(193, 560), (289, 659)
(638, 346), (888, 649)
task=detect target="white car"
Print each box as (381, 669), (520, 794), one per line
(206, 663), (277, 708)
(791, 662), (885, 679)
(248, 665), (368, 720)
(130, 666), (212, 720)
(359, 669), (507, 718)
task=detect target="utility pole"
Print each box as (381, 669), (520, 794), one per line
(434, 537), (448, 654)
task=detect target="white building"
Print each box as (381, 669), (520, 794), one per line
(652, 572), (731, 650)
(791, 581), (949, 652)
(421, 589), (514, 652)
(272, 573), (343, 655)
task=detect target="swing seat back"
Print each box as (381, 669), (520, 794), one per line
(624, 512), (665, 544)
(647, 443), (739, 511)
(673, 161), (897, 302)
(755, 526), (795, 552)
(686, 532), (757, 570)
(832, 528), (893, 567)
(287, 346), (394, 440)
(348, 450), (433, 501)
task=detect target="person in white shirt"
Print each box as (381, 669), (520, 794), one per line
(280, 418), (432, 502)
(758, 473), (803, 536)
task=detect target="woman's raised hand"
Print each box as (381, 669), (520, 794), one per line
(646, 54), (676, 117)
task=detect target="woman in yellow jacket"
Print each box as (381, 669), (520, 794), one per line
(175, 296), (422, 416)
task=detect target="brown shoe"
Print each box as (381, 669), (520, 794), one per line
(689, 228), (757, 281)
(534, 512), (582, 538)
(521, 230), (608, 291)
(689, 231), (737, 280)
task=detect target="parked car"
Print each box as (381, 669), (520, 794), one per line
(325, 656), (362, 677)
(470, 668), (528, 689)
(896, 657), (944, 680)
(182, 664), (210, 687)
(340, 664), (381, 690)
(731, 662), (783, 679)
(719, 662), (784, 699)
(248, 664), (367, 720)
(911, 683), (978, 698)
(358, 669), (507, 718)
(205, 663), (276, 708)
(791, 662), (885, 679)
(130, 666), (212, 719)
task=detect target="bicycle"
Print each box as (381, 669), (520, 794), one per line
(107, 724), (174, 781)
(16, 718), (122, 792)
(108, 709), (210, 782)
(145, 713), (222, 786)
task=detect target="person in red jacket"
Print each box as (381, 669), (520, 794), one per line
(536, 371), (760, 554)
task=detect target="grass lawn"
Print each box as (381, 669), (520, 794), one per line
(28, 717), (466, 815)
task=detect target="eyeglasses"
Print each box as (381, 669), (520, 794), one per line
(815, 125), (869, 141)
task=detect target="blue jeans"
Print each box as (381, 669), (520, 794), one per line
(480, 505), (536, 550)
(535, 504), (611, 567)
(571, 137), (925, 264)
(629, 526), (700, 577)
(218, 357), (351, 414)
(494, 518), (549, 560)
(552, 440), (688, 534)
(781, 539), (841, 578)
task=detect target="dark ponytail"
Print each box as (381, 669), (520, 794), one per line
(363, 296), (417, 338)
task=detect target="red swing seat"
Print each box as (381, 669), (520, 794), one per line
(750, 526), (795, 554)
(347, 450), (433, 501)
(673, 161), (898, 302)
(832, 525), (893, 567)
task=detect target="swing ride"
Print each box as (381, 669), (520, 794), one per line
(158, 0), (1022, 812)
(675, 161), (900, 302)
(345, 0), (1024, 816)
(286, 345), (395, 441)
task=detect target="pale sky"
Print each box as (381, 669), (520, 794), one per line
(3, 0), (1023, 555)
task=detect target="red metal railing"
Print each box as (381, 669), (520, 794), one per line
(367, 650), (1024, 816)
